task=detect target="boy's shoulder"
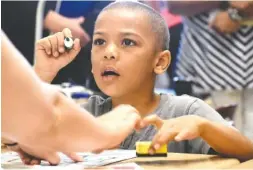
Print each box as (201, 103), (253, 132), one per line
(158, 93), (199, 119)
(82, 94), (199, 118)
(159, 93), (228, 125)
(81, 95), (112, 117)
(81, 93), (227, 125)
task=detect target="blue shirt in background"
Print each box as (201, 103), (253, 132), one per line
(59, 1), (98, 17)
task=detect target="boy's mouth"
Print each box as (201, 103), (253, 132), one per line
(101, 68), (120, 77)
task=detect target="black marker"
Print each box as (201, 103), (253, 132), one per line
(64, 37), (74, 50)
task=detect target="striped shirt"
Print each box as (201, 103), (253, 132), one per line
(176, 12), (253, 94)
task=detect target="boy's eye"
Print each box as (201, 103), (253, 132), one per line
(93, 38), (106, 45)
(122, 39), (136, 46)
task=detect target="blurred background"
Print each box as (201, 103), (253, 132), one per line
(2, 0), (253, 139)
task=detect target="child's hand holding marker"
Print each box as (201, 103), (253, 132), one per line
(34, 28), (81, 83)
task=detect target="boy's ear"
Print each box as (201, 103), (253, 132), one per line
(154, 50), (171, 75)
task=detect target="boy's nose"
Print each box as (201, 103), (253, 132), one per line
(103, 43), (119, 60)
(104, 55), (116, 60)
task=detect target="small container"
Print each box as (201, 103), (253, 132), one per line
(136, 141), (167, 157)
(64, 37), (74, 50)
(71, 92), (91, 105)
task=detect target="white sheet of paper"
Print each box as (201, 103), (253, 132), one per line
(109, 163), (143, 170)
(1, 150), (136, 169)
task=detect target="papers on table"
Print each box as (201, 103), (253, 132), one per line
(1, 150), (137, 169)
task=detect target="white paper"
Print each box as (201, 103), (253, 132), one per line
(109, 163), (143, 170)
(1, 150), (136, 169)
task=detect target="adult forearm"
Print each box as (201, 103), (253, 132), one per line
(44, 10), (66, 32)
(168, 1), (220, 16)
(2, 30), (111, 153)
(2, 31), (56, 142)
(201, 120), (253, 160)
(42, 92), (113, 153)
(33, 66), (56, 83)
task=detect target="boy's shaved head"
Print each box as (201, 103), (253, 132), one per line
(92, 1), (171, 98)
(98, 1), (170, 51)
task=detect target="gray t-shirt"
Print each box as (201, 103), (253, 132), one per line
(82, 94), (231, 154)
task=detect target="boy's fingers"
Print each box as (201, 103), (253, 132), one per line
(64, 152), (83, 162)
(63, 28), (73, 38)
(149, 129), (176, 154)
(135, 121), (143, 132)
(36, 38), (51, 55)
(68, 38), (81, 61)
(133, 115), (142, 131)
(148, 131), (162, 154)
(149, 130), (162, 150)
(142, 115), (163, 129)
(48, 35), (59, 57)
(175, 129), (196, 142)
(73, 38), (81, 51)
(55, 32), (65, 53)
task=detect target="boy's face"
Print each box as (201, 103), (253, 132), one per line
(91, 9), (160, 97)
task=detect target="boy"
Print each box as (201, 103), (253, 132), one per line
(34, 1), (253, 160)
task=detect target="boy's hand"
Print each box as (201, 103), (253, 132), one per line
(44, 11), (90, 47)
(34, 28), (81, 83)
(140, 115), (207, 154)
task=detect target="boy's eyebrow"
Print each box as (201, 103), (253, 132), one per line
(94, 30), (144, 40)
(94, 31), (104, 35)
(120, 31), (143, 39)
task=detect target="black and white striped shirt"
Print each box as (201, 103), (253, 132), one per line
(176, 13), (253, 94)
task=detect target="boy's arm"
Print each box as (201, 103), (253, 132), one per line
(200, 120), (253, 160)
(141, 98), (253, 161)
(167, 1), (221, 16)
(44, 10), (90, 47)
(33, 28), (81, 83)
(189, 99), (253, 160)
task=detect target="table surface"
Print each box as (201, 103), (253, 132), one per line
(118, 152), (241, 169)
(2, 147), (253, 169)
(229, 159), (253, 169)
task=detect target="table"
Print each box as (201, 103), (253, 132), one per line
(230, 159), (253, 169)
(117, 153), (240, 169)
(1, 148), (247, 169)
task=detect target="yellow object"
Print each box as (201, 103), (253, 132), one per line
(136, 141), (167, 157)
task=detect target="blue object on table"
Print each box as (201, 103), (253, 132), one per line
(59, 1), (98, 18)
(71, 92), (91, 99)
